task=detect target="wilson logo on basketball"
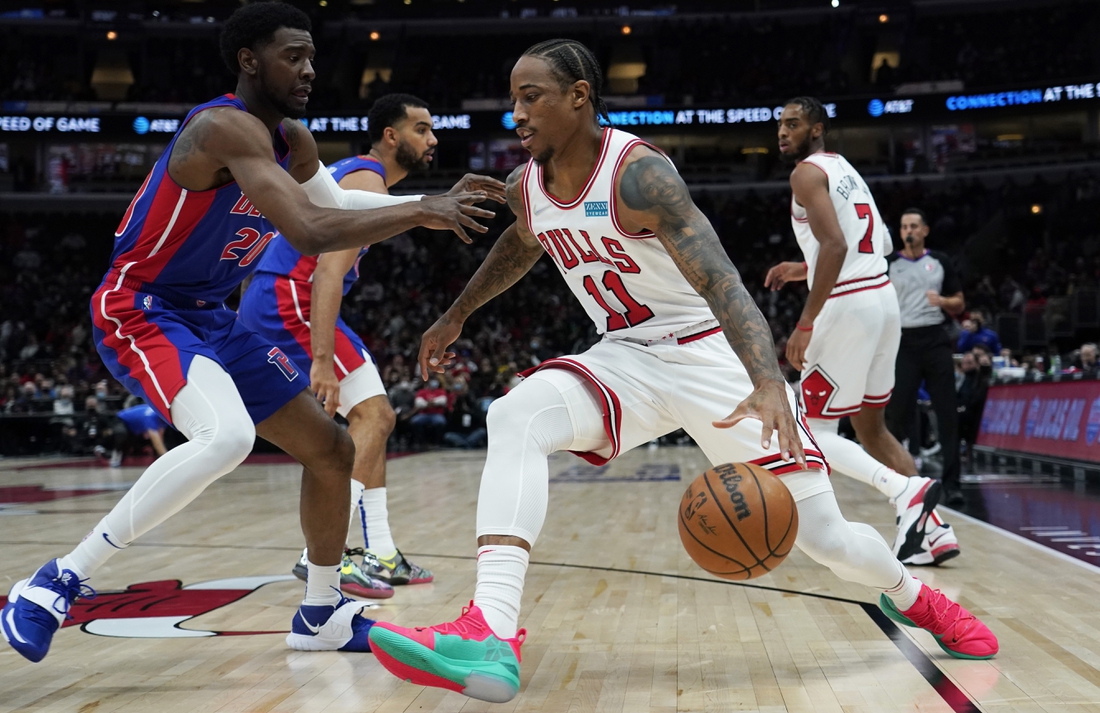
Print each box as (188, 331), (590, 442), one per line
(716, 464), (752, 521)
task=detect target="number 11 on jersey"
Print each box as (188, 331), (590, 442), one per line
(582, 270), (654, 331)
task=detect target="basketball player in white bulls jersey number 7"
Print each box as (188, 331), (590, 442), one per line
(366, 41), (996, 702)
(766, 98), (959, 567)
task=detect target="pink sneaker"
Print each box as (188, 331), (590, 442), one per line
(880, 582), (998, 659)
(368, 602), (526, 703)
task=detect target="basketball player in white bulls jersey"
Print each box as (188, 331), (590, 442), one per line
(766, 98), (959, 567)
(367, 41), (996, 702)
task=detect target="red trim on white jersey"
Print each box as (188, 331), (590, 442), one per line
(828, 273), (891, 299)
(521, 159), (536, 237)
(537, 128), (612, 209)
(609, 138), (669, 240)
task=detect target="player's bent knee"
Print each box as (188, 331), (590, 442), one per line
(485, 382), (573, 456)
(347, 397), (396, 438)
(211, 418), (256, 468)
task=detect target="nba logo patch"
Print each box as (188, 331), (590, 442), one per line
(584, 201), (609, 217)
(142, 295), (153, 311)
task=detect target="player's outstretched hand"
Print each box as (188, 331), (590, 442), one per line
(712, 379), (806, 468)
(419, 192), (495, 244)
(309, 360), (341, 417)
(764, 261), (808, 291)
(419, 314), (463, 380)
(446, 173), (508, 204)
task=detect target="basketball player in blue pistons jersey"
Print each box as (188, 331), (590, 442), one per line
(240, 94), (443, 596)
(1, 2), (503, 662)
(367, 39), (997, 702)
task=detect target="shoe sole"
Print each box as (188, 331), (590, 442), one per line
(895, 480), (943, 562)
(369, 625), (519, 703)
(932, 546), (961, 566)
(877, 594), (995, 660)
(341, 582), (394, 599)
(292, 564), (393, 599)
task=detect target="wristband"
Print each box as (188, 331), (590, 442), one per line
(795, 322), (813, 332)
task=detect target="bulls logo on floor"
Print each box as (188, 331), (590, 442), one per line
(0, 575), (296, 638)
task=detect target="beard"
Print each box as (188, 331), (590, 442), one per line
(260, 72), (308, 120)
(395, 140), (431, 172)
(780, 134), (813, 164)
(532, 145), (555, 164)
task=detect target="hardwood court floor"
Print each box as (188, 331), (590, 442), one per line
(1, 447), (1099, 713)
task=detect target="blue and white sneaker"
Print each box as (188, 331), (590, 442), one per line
(285, 595), (375, 652)
(2, 559), (96, 663)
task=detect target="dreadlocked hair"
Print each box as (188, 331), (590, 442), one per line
(522, 39), (610, 126)
(784, 96), (830, 134)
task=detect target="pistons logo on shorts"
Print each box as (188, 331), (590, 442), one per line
(267, 347), (299, 382)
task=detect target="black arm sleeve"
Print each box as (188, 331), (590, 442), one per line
(932, 250), (962, 294)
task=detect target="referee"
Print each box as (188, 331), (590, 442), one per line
(885, 208), (966, 506)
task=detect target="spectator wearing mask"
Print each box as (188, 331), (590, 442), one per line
(956, 313), (1001, 355)
(410, 378), (449, 445)
(443, 376), (487, 449)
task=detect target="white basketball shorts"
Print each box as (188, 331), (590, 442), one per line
(522, 329), (832, 502)
(798, 280), (900, 419)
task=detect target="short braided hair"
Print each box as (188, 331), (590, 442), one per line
(784, 96), (830, 135)
(522, 39), (610, 126)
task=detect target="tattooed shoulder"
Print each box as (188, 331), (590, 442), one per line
(504, 163), (527, 218)
(619, 155), (691, 215)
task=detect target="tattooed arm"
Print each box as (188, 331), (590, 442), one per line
(165, 108), (493, 253)
(419, 164), (546, 378)
(616, 146), (805, 464)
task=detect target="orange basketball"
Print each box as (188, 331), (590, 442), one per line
(677, 462), (799, 580)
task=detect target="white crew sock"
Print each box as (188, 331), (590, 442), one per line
(474, 545), (529, 639)
(304, 560), (342, 606)
(873, 467), (912, 501)
(884, 574), (922, 611)
(59, 518), (129, 580)
(349, 478), (365, 543)
(362, 487), (396, 560)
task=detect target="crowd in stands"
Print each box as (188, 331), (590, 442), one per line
(3, 2), (1099, 109)
(3, 165), (1100, 456)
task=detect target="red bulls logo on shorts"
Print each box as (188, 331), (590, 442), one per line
(800, 367), (839, 419)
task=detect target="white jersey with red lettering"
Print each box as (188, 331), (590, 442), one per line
(789, 151), (901, 419)
(790, 151), (891, 293)
(521, 128), (717, 343)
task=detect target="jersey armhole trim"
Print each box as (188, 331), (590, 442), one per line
(609, 138), (667, 240)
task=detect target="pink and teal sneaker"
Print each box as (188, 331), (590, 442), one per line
(368, 602), (525, 703)
(879, 581), (998, 659)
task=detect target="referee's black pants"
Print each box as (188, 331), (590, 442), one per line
(885, 325), (960, 488)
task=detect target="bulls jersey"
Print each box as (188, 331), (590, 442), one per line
(253, 155), (384, 295)
(790, 152), (891, 290)
(522, 128), (714, 341)
(106, 94), (292, 306)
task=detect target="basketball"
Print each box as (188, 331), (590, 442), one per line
(678, 462), (799, 580)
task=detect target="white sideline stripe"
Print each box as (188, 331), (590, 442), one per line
(101, 264), (170, 411)
(98, 189), (188, 413)
(942, 505), (1100, 576)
